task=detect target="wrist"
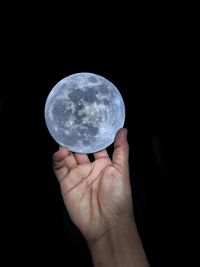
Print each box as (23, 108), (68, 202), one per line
(88, 218), (149, 267)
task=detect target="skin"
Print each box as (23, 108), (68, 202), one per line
(53, 128), (149, 267)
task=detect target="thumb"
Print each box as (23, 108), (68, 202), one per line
(112, 128), (129, 171)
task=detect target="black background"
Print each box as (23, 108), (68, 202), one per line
(1, 3), (190, 267)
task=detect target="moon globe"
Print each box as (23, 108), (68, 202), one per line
(44, 73), (125, 154)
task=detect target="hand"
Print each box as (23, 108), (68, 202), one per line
(53, 128), (149, 266)
(53, 128), (133, 243)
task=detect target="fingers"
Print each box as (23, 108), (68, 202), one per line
(53, 147), (70, 170)
(53, 147), (77, 170)
(65, 151), (77, 169)
(112, 128), (129, 171)
(94, 149), (110, 160)
(74, 153), (90, 164)
(53, 147), (69, 181)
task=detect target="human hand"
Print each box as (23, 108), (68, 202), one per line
(53, 128), (133, 243)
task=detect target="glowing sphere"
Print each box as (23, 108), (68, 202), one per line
(44, 72), (125, 153)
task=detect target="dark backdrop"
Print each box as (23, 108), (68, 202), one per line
(1, 4), (186, 267)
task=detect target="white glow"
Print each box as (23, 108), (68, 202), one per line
(44, 72), (125, 153)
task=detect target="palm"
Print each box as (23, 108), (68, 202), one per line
(53, 129), (132, 242)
